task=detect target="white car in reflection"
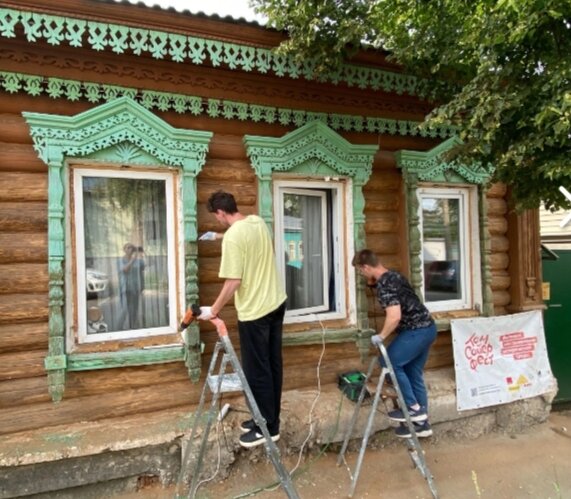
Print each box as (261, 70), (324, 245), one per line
(86, 268), (108, 298)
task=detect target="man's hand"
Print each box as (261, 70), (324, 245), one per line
(199, 231), (218, 241)
(197, 306), (216, 321)
(370, 334), (383, 347)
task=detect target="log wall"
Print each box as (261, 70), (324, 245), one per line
(0, 2), (516, 436)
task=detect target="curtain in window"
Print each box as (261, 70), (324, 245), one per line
(283, 192), (325, 312)
(82, 177), (169, 334)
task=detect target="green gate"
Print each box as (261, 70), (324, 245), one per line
(543, 250), (571, 403)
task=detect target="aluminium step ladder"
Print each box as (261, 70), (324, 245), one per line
(337, 341), (438, 498)
(176, 318), (299, 499)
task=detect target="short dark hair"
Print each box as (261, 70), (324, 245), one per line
(207, 190), (238, 214)
(352, 249), (378, 267)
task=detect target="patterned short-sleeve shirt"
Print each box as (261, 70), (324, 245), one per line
(376, 270), (434, 333)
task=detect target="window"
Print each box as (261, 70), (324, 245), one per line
(418, 186), (481, 312)
(274, 180), (348, 322)
(72, 168), (179, 344)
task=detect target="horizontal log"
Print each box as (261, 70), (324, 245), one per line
(0, 379), (198, 435)
(0, 233), (47, 264)
(493, 290), (511, 307)
(364, 191), (401, 212)
(490, 235), (509, 253)
(365, 233), (401, 254)
(198, 159), (257, 183)
(363, 169), (402, 191)
(491, 273), (511, 290)
(0, 263), (48, 295)
(487, 182), (507, 198)
(0, 294), (49, 325)
(490, 253), (509, 271)
(494, 306), (507, 316)
(364, 212), (400, 234)
(0, 349), (45, 381)
(208, 134), (249, 160)
(0, 114), (34, 145)
(0, 202), (47, 232)
(487, 197), (508, 217)
(197, 203), (257, 232)
(0, 172), (47, 202)
(0, 376), (50, 409)
(0, 143), (46, 173)
(488, 215), (508, 235)
(197, 241), (222, 258)
(0, 322), (48, 354)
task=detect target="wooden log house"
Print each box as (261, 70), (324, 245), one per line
(0, 0), (544, 442)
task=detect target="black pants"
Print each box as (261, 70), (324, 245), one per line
(238, 301), (286, 435)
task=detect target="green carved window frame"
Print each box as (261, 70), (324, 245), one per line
(244, 121), (378, 355)
(23, 97), (212, 402)
(395, 137), (495, 317)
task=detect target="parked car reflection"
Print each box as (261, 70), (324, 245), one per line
(86, 268), (109, 299)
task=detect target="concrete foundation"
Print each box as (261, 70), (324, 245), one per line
(0, 368), (558, 498)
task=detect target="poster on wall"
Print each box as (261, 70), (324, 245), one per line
(451, 310), (556, 411)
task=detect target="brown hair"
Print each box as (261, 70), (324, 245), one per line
(352, 249), (379, 267)
(207, 190), (238, 214)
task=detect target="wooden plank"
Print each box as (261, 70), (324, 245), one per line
(0, 294), (49, 325)
(198, 159), (257, 183)
(0, 349), (45, 381)
(0, 202), (47, 232)
(0, 263), (48, 295)
(0, 232), (47, 264)
(493, 290), (511, 307)
(490, 253), (509, 271)
(491, 272), (511, 291)
(0, 322), (48, 353)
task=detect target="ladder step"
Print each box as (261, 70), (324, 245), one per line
(207, 373), (243, 393)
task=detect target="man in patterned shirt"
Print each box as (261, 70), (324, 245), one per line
(352, 249), (437, 438)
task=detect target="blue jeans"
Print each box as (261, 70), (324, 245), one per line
(381, 323), (437, 409)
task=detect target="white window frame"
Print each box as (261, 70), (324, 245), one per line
(71, 167), (179, 344)
(418, 186), (482, 313)
(273, 179), (351, 324)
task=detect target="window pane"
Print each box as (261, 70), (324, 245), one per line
(82, 176), (170, 335)
(282, 192), (325, 311)
(422, 197), (461, 302)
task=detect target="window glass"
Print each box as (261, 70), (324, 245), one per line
(74, 169), (177, 343)
(275, 181), (347, 322)
(421, 197), (462, 302)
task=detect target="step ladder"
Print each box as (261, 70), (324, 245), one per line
(337, 341), (438, 498)
(176, 318), (299, 499)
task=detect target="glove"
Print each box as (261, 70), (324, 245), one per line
(199, 231), (217, 241)
(198, 306), (215, 321)
(371, 334), (383, 347)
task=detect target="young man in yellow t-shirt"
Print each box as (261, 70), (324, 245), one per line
(199, 190), (287, 448)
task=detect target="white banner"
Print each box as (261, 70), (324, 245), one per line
(451, 310), (556, 411)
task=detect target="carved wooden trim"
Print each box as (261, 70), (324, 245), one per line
(23, 97), (213, 400)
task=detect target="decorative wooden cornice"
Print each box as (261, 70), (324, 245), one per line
(0, 6), (428, 97)
(0, 46), (433, 117)
(1, 70), (455, 138)
(23, 97), (212, 402)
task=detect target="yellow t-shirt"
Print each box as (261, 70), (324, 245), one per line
(219, 215), (287, 321)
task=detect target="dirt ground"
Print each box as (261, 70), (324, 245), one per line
(117, 408), (571, 499)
